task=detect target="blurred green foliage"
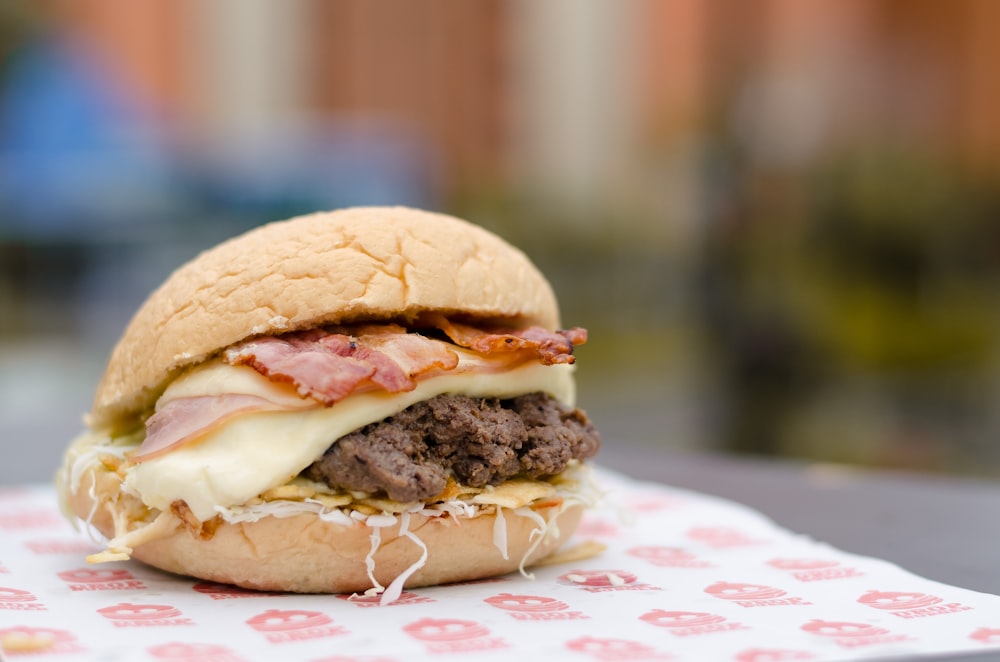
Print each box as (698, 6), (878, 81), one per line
(698, 145), (1000, 473)
(805, 150), (1000, 373)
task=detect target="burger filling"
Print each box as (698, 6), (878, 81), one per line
(109, 318), (596, 522)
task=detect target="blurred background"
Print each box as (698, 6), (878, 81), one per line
(3, 0), (1000, 485)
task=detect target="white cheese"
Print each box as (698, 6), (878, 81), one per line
(125, 355), (576, 521)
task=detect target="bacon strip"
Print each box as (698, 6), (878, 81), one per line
(351, 327), (460, 388)
(136, 393), (316, 461)
(226, 335), (375, 405)
(225, 327), (460, 406)
(422, 313), (586, 365)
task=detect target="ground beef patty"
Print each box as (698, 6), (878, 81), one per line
(302, 392), (600, 502)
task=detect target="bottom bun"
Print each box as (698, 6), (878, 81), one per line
(64, 462), (584, 594)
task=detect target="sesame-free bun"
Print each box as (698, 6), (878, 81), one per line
(92, 207), (559, 431)
(65, 460), (583, 593)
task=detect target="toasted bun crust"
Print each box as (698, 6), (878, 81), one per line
(66, 462), (582, 593)
(92, 207), (560, 430)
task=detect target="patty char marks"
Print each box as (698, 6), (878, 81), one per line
(302, 392), (600, 502)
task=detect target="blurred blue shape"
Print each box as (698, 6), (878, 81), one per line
(0, 30), (178, 238)
(182, 119), (442, 227)
(1, 34), (127, 153)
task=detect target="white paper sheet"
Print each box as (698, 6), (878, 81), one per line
(2, 468), (999, 661)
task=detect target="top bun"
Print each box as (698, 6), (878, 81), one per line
(91, 206), (560, 430)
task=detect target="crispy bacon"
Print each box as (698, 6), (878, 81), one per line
(349, 326), (460, 386)
(422, 313), (586, 365)
(225, 327), (460, 406)
(226, 335), (374, 405)
(136, 393), (316, 461)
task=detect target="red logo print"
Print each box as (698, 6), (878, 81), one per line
(484, 592), (588, 620)
(0, 562), (8, 574)
(0, 487), (31, 500)
(564, 636), (673, 661)
(801, 619), (912, 648)
(558, 569), (660, 593)
(0, 587), (46, 611)
(858, 590), (971, 619)
(24, 538), (101, 555)
(858, 590), (941, 610)
(147, 642), (247, 662)
(687, 526), (765, 548)
(970, 627), (1000, 644)
(59, 567), (146, 591)
(639, 609), (748, 636)
(704, 582), (811, 607)
(97, 602), (194, 627)
(575, 516), (620, 538)
(733, 648), (815, 661)
(402, 618), (508, 653)
(627, 494), (681, 512)
(245, 609), (348, 643)
(628, 546), (714, 568)
(0, 510), (62, 530)
(338, 590), (434, 607)
(0, 626), (84, 655)
(403, 618), (487, 641)
(192, 582), (282, 599)
(437, 576), (509, 587)
(766, 558), (863, 582)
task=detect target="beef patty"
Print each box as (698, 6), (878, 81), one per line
(302, 392), (600, 502)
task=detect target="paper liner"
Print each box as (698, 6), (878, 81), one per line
(2, 468), (999, 661)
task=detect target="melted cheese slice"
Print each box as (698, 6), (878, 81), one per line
(125, 352), (575, 521)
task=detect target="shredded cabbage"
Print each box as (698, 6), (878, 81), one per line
(493, 503), (509, 560)
(512, 506), (550, 580)
(311, 500), (354, 526)
(364, 525), (385, 595)
(82, 471), (103, 544)
(379, 509), (429, 606)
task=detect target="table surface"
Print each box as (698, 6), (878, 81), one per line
(600, 446), (1000, 662)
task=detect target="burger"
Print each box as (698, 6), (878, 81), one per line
(56, 206), (602, 600)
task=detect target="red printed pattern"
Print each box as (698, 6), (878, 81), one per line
(484, 592), (589, 620)
(858, 590), (972, 618)
(403, 618), (509, 653)
(705, 582), (812, 607)
(246, 609), (348, 643)
(98, 602), (194, 627)
(59, 567), (146, 591)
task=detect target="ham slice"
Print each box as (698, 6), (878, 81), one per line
(135, 393), (317, 461)
(225, 327), (460, 406)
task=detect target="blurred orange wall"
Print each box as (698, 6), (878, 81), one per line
(49, 0), (187, 115)
(42, 0), (1000, 189)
